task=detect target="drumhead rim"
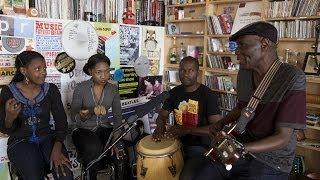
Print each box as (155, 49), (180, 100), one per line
(136, 146), (181, 158)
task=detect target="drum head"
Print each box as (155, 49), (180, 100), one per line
(136, 135), (180, 157)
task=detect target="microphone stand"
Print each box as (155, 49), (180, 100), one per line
(82, 120), (138, 177)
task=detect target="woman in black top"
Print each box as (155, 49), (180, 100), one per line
(0, 51), (73, 180)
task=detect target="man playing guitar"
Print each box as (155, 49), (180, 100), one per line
(206, 22), (306, 180)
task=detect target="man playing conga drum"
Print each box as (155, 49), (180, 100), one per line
(153, 56), (222, 180)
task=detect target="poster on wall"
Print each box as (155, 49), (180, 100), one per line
(138, 75), (163, 97)
(138, 75), (163, 134)
(0, 37), (35, 54)
(118, 67), (139, 100)
(35, 20), (64, 52)
(0, 15), (34, 38)
(0, 54), (15, 85)
(119, 25), (140, 66)
(94, 22), (120, 71)
(0, 15), (166, 138)
(140, 26), (165, 75)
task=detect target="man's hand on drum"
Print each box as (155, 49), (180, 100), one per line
(152, 125), (166, 141)
(165, 125), (189, 139)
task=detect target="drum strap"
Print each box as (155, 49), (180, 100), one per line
(234, 60), (282, 134)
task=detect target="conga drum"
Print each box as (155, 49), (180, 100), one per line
(136, 135), (184, 180)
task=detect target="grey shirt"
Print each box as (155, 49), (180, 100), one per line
(71, 79), (122, 130)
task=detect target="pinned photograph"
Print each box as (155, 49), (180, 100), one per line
(54, 52), (76, 74)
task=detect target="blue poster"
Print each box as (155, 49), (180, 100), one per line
(14, 18), (34, 38)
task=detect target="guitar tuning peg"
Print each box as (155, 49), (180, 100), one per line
(311, 55), (316, 59)
(312, 44), (316, 49)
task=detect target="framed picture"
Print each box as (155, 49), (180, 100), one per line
(303, 52), (320, 75)
(167, 23), (180, 35)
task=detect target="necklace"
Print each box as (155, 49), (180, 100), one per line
(91, 86), (106, 116)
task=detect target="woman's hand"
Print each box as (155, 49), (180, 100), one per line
(5, 98), (21, 127)
(79, 109), (91, 121)
(50, 142), (71, 178)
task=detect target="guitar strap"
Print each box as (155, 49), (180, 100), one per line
(234, 60), (282, 134)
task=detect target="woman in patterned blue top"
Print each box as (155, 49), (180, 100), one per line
(0, 51), (73, 180)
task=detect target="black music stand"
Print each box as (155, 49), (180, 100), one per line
(81, 121), (138, 180)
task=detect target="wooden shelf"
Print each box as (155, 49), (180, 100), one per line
(207, 34), (231, 38)
(167, 18), (205, 23)
(212, 88), (237, 95)
(166, 34), (205, 38)
(206, 68), (238, 75)
(297, 139), (320, 152)
(164, 63), (179, 69)
(278, 38), (315, 42)
(164, 63), (204, 70)
(164, 81), (181, 86)
(207, 51), (236, 55)
(307, 103), (320, 109)
(167, 2), (206, 7)
(209, 0), (262, 4)
(306, 76), (320, 84)
(266, 16), (320, 21)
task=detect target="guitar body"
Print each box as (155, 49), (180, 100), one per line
(206, 123), (245, 170)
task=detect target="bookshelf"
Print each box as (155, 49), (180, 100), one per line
(164, 1), (207, 90)
(164, 0), (320, 175)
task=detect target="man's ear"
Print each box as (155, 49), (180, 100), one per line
(261, 38), (270, 49)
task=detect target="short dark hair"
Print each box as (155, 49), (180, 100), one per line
(83, 53), (111, 75)
(11, 51), (45, 83)
(180, 56), (199, 70)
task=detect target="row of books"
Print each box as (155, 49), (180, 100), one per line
(271, 20), (318, 39)
(206, 55), (232, 69)
(204, 75), (235, 92)
(164, 70), (179, 83)
(33, 0), (165, 26)
(207, 38), (229, 53)
(206, 15), (232, 35)
(219, 93), (237, 115)
(266, 0), (320, 18)
(164, 0), (204, 5)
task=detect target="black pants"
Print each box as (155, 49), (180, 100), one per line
(179, 146), (289, 180)
(72, 127), (128, 180)
(7, 136), (74, 180)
